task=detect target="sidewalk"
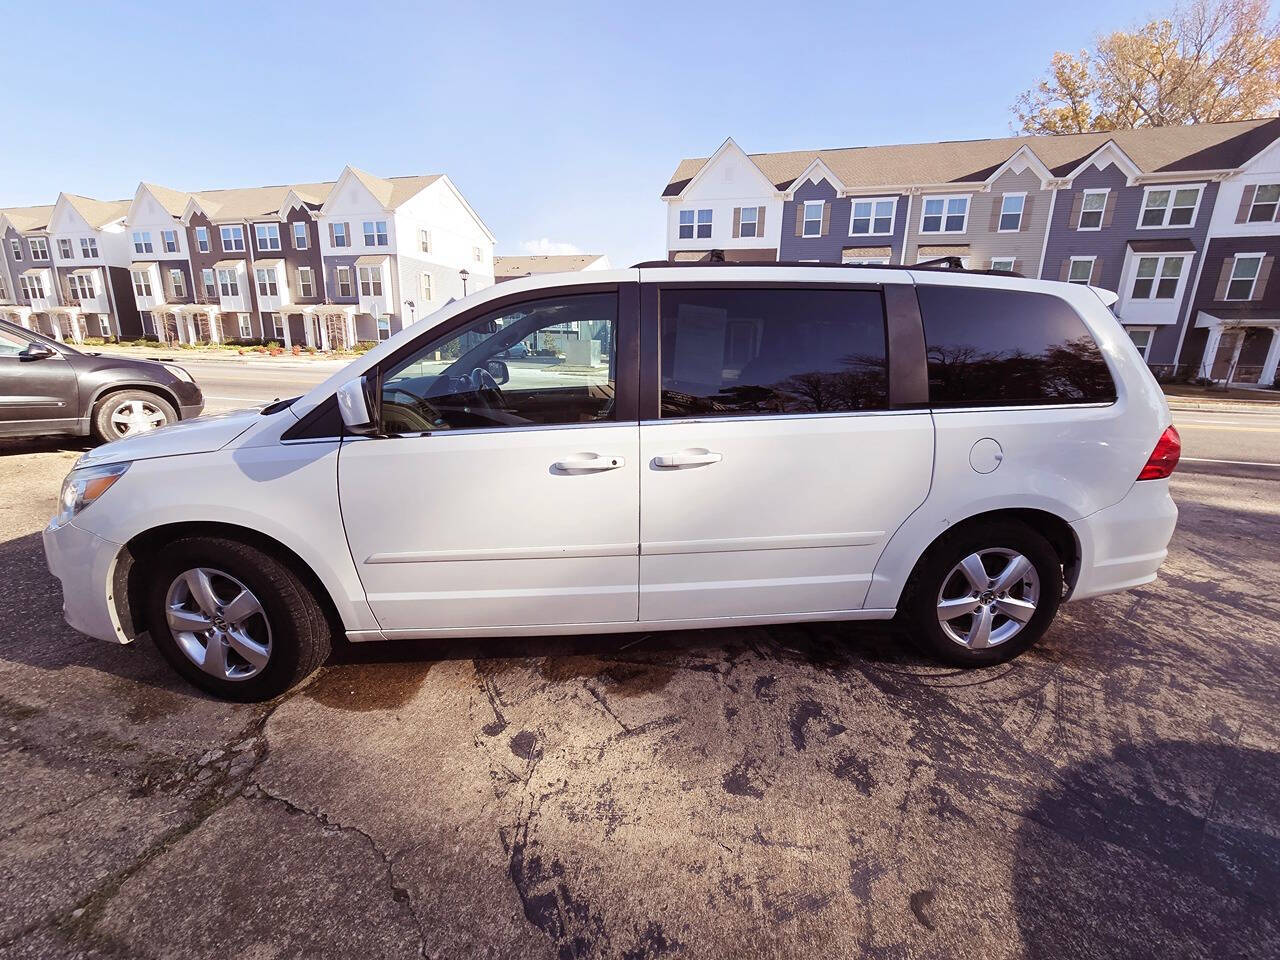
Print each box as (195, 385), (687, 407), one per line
(1164, 383), (1280, 413)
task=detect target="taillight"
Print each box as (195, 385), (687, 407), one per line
(1137, 425), (1181, 480)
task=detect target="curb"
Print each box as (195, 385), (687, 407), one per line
(88, 347), (350, 370)
(1167, 399), (1280, 413)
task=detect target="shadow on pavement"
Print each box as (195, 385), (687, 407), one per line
(0, 436), (93, 458)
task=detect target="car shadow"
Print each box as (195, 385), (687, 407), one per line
(0, 435), (93, 457)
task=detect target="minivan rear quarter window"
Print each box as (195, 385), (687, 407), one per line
(659, 288), (889, 417)
(917, 285), (1116, 407)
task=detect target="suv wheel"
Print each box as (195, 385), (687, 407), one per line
(145, 536), (332, 701)
(901, 520), (1062, 667)
(93, 390), (177, 443)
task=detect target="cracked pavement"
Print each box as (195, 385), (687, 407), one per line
(0, 436), (1277, 959)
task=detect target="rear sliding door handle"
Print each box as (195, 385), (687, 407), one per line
(553, 453), (625, 473)
(652, 449), (723, 469)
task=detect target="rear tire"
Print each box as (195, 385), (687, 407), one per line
(900, 520), (1062, 667)
(145, 536), (331, 701)
(92, 390), (177, 443)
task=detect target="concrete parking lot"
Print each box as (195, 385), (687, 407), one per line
(0, 399), (1277, 959)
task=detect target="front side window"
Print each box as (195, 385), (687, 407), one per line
(132, 231), (152, 254)
(1140, 187), (1200, 228)
(802, 201), (824, 237)
(220, 225), (245, 252)
(29, 238), (49, 260)
(921, 195), (968, 233)
(332, 222), (349, 247)
(380, 292), (617, 434)
(998, 194), (1025, 231)
(195, 226), (210, 253)
(132, 271), (152, 297)
(0, 329), (27, 355)
(918, 285), (1115, 407)
(851, 198), (895, 236)
(358, 266), (383, 296)
(256, 268), (278, 297)
(1068, 258), (1095, 284)
(292, 221), (308, 250)
(57, 238), (73, 259)
(1131, 255), (1184, 300)
(298, 266), (315, 298)
(1226, 254), (1263, 300)
(659, 288), (888, 418)
(202, 268), (216, 298)
(80, 236), (98, 258)
(990, 257), (1016, 273)
(168, 268), (185, 299)
(218, 269), (239, 297)
(162, 229), (179, 253)
(363, 220), (388, 246)
(738, 205), (758, 238)
(1248, 184), (1280, 222)
(255, 223), (281, 251)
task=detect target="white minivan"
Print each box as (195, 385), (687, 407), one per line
(44, 264), (1179, 701)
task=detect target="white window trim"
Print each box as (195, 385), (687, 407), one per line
(194, 227), (210, 253)
(919, 194), (970, 235)
(80, 237), (99, 258)
(9, 238), (22, 260)
(336, 266), (353, 296)
(238, 314), (252, 339)
(1136, 183), (1203, 230)
(161, 229), (180, 253)
(848, 196), (897, 237)
(220, 225), (245, 252)
(270, 313), (285, 339)
(132, 231), (153, 254)
(1246, 184), (1280, 223)
(1126, 325), (1157, 360)
(57, 238), (73, 258)
(990, 256), (1017, 272)
(255, 223), (282, 252)
(738, 205), (759, 238)
(297, 266), (315, 298)
(801, 200), (825, 238)
(362, 220), (388, 247)
(1077, 189), (1109, 231)
(1224, 252), (1266, 301)
(29, 237), (50, 260)
(332, 222), (350, 247)
(1067, 256), (1096, 284)
(419, 228), (431, 253)
(996, 192), (1026, 233)
(1129, 252), (1188, 300)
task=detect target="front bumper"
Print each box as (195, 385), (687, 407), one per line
(179, 401), (205, 420)
(1068, 479), (1178, 602)
(176, 380), (204, 420)
(43, 519), (129, 644)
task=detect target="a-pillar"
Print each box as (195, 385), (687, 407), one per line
(1259, 327), (1280, 387)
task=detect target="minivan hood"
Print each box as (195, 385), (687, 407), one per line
(76, 408), (263, 469)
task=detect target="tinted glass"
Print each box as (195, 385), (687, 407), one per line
(381, 293), (617, 434)
(659, 288), (888, 418)
(917, 285), (1115, 407)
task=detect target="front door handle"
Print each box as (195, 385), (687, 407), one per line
(553, 453), (625, 473)
(652, 449), (723, 469)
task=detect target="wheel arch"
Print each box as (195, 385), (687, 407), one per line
(88, 381), (184, 420)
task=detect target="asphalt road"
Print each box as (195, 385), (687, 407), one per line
(0, 401), (1276, 958)
(177, 358), (339, 415)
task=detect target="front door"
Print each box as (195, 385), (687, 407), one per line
(638, 284), (934, 621)
(339, 287), (640, 634)
(0, 327), (79, 435)
(1211, 329), (1245, 381)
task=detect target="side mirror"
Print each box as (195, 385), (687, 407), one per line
(336, 375), (380, 436)
(20, 343), (54, 361)
(485, 359), (510, 385)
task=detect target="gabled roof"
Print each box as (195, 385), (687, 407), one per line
(328, 166), (443, 213)
(784, 157), (845, 198)
(0, 205), (56, 233)
(494, 254), (607, 278)
(62, 195), (130, 230)
(662, 118), (1280, 196)
(140, 182), (193, 218)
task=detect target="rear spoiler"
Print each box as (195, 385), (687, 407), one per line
(1090, 286), (1119, 308)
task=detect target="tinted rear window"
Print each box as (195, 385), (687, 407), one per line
(659, 288), (889, 417)
(917, 285), (1116, 407)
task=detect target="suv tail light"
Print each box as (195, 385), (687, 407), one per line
(1137, 426), (1181, 480)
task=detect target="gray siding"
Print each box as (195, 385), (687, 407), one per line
(778, 180), (908, 263)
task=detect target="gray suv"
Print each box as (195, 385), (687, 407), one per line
(0, 319), (203, 442)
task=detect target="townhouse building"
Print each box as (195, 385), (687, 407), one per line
(122, 165), (495, 348)
(494, 254), (611, 281)
(663, 120), (1280, 385)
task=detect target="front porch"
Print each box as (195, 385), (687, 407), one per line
(1196, 313), (1280, 388)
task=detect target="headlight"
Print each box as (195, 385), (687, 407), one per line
(163, 363), (193, 383)
(52, 462), (130, 529)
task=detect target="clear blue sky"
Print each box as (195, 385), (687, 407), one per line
(4, 0), (1161, 268)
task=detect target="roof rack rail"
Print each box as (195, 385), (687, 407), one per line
(631, 252), (1022, 278)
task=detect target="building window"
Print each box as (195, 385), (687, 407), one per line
(132, 231), (153, 254)
(738, 206), (759, 238)
(332, 222), (349, 247)
(1140, 186), (1201, 228)
(195, 226), (210, 253)
(297, 267), (315, 298)
(254, 223), (281, 251)
(998, 194), (1025, 232)
(801, 201), (824, 237)
(9, 238), (22, 260)
(336, 266), (352, 297)
(1068, 257), (1095, 284)
(363, 220), (388, 246)
(358, 266), (383, 296)
(80, 237), (98, 258)
(990, 257), (1017, 272)
(422, 274), (433, 301)
(217, 268), (239, 297)
(0, 276), (7, 299)
(255, 268), (278, 297)
(842, 256), (890, 265)
(679, 208), (712, 240)
(1131, 255), (1185, 299)
(270, 313), (285, 339)
(1078, 190), (1108, 230)
(850, 198), (895, 236)
(168, 268), (186, 299)
(202, 268), (216, 298)
(68, 274), (96, 300)
(1248, 184), (1280, 222)
(292, 221), (308, 250)
(98, 316), (111, 337)
(238, 314), (252, 339)
(220, 225), (245, 252)
(473, 246), (482, 262)
(57, 238), (73, 259)
(377, 315), (391, 341)
(1127, 327), (1155, 359)
(419, 229), (431, 253)
(132, 271), (153, 298)
(29, 238), (49, 260)
(678, 209), (695, 239)
(1225, 254), (1264, 300)
(19, 275), (45, 300)
(921, 195), (969, 233)
(162, 229), (179, 253)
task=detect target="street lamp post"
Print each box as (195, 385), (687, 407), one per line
(459, 268), (470, 297)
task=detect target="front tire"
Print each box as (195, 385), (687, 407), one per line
(145, 536), (331, 701)
(92, 390), (177, 443)
(901, 520), (1062, 667)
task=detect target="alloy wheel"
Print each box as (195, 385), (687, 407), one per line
(936, 548), (1040, 650)
(164, 568), (273, 681)
(111, 399), (167, 437)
